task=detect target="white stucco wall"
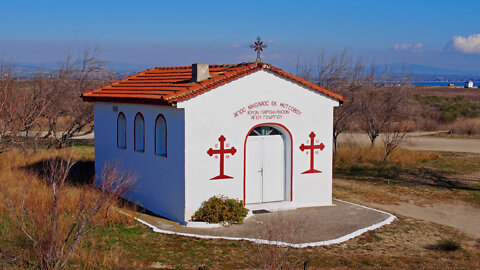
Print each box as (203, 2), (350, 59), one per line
(94, 102), (186, 223)
(179, 70), (339, 221)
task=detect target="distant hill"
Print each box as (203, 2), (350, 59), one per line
(10, 61), (480, 82)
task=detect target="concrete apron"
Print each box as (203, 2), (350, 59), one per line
(132, 199), (396, 248)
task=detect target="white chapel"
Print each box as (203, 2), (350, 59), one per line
(82, 61), (346, 225)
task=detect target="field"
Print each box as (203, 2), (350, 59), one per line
(411, 86), (480, 102)
(0, 144), (479, 269)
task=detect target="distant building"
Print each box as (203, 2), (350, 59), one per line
(465, 80), (474, 88)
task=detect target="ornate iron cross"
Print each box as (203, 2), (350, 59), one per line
(250, 36), (267, 62)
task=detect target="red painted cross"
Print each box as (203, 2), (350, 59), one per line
(207, 135), (237, 180)
(299, 131), (325, 174)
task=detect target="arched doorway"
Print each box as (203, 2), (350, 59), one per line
(244, 124), (292, 204)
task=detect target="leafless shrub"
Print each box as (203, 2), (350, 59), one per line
(447, 118), (480, 135)
(382, 122), (414, 163)
(245, 212), (310, 269)
(0, 155), (136, 270)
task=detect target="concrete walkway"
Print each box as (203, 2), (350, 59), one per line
(133, 200), (395, 247)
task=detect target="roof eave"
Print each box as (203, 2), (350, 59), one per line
(81, 95), (173, 106)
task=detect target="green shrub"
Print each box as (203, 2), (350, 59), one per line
(191, 195), (248, 224)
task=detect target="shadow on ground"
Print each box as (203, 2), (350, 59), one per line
(402, 168), (480, 191)
(22, 158), (95, 186)
(334, 167), (480, 191)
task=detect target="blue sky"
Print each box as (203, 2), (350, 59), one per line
(1, 0), (480, 72)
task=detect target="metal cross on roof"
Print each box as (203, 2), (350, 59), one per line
(250, 36), (267, 62)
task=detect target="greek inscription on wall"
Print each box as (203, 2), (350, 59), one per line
(233, 100), (302, 120)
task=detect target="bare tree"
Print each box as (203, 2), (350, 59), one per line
(358, 84), (411, 148)
(43, 49), (114, 148)
(297, 50), (377, 153)
(382, 122), (412, 163)
(1, 157), (136, 269)
(0, 62), (57, 152)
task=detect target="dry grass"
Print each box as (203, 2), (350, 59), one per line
(333, 143), (480, 206)
(0, 147), (135, 268)
(447, 117), (480, 135)
(411, 86), (480, 102)
(1, 145), (479, 269)
(333, 177), (480, 207)
(334, 142), (439, 168)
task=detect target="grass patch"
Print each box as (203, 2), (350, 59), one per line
(334, 143), (480, 179)
(425, 152), (480, 174)
(333, 143), (440, 180)
(333, 144), (480, 205)
(334, 143), (439, 169)
(415, 95), (480, 122)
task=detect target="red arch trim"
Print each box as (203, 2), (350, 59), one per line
(243, 123), (294, 205)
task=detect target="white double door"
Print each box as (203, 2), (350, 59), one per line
(246, 135), (285, 204)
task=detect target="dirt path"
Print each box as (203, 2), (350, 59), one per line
(338, 133), (480, 154)
(367, 202), (480, 238)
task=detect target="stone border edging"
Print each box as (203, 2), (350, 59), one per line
(134, 199), (397, 248)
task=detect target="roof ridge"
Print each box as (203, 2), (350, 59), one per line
(81, 62), (346, 104)
(164, 62), (260, 102)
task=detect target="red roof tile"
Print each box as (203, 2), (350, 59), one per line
(81, 62), (346, 104)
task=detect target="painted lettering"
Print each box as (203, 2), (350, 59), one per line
(234, 107), (246, 118)
(234, 100), (302, 120)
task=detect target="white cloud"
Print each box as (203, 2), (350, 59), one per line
(267, 39), (275, 44)
(393, 43), (423, 52)
(450, 33), (480, 54)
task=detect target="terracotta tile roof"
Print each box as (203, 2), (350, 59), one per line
(81, 62), (346, 104)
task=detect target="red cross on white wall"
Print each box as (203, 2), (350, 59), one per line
(207, 135), (237, 180)
(299, 131), (325, 174)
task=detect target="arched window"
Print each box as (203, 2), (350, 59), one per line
(134, 113), (145, 152)
(117, 112), (126, 149)
(249, 126), (283, 136)
(155, 114), (167, 156)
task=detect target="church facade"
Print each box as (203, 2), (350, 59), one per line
(82, 62), (345, 225)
